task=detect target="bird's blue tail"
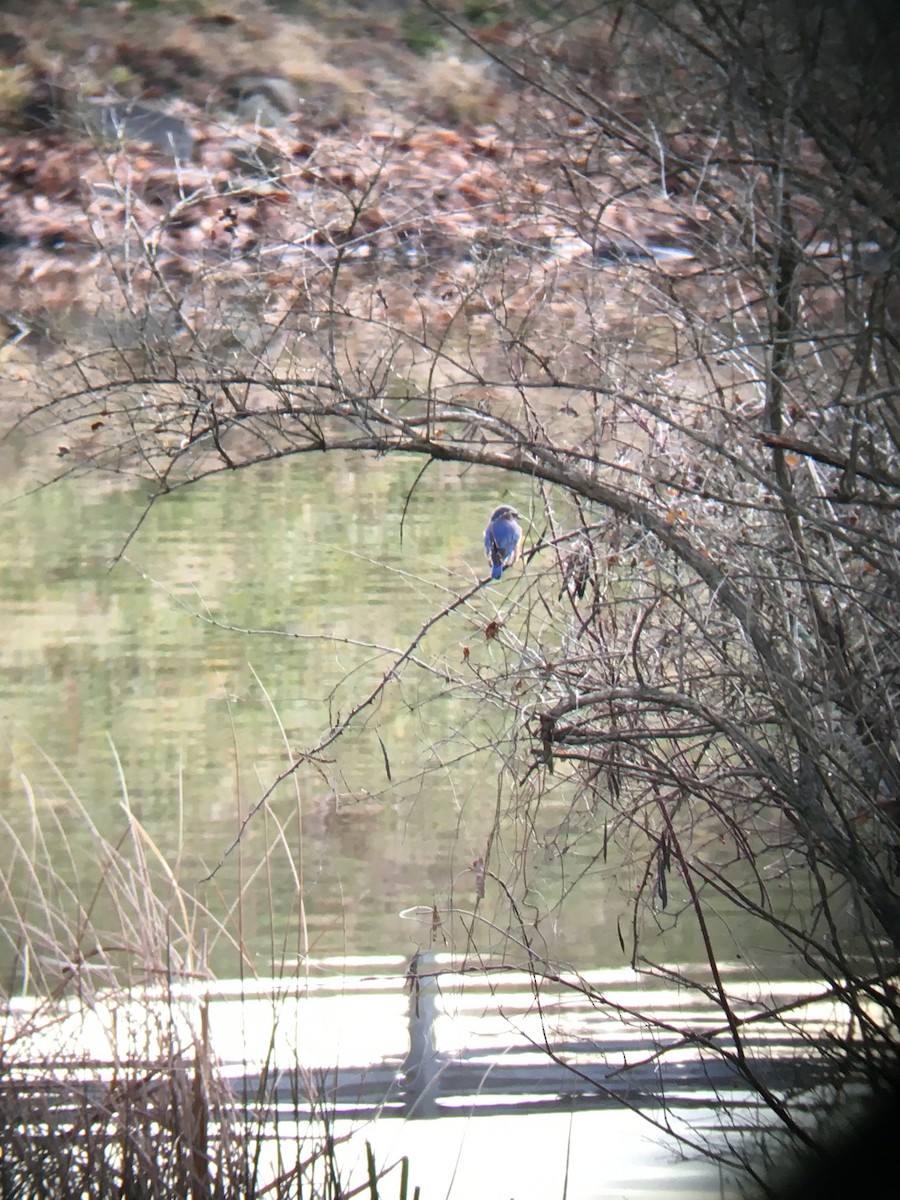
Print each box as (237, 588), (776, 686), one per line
(491, 563), (503, 580)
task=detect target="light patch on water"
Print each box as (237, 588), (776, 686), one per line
(264, 1109), (738, 1200)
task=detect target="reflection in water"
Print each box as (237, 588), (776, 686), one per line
(0, 449), (811, 984)
(0, 452), (546, 975)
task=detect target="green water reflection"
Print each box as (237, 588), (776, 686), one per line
(1, 445), (809, 984)
(1, 452), (556, 973)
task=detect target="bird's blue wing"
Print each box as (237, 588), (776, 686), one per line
(495, 518), (520, 561)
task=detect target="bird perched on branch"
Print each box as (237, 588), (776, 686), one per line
(484, 505), (522, 580)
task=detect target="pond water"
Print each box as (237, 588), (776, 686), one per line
(1, 415), (809, 972)
(0, 348), (816, 1200)
(0, 391), (811, 982)
(0, 435), (538, 964)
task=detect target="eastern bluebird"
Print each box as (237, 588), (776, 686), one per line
(484, 505), (522, 580)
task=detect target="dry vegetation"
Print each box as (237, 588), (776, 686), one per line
(0, 1), (707, 324)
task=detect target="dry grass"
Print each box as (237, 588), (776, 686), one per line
(0, 764), (411, 1199)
